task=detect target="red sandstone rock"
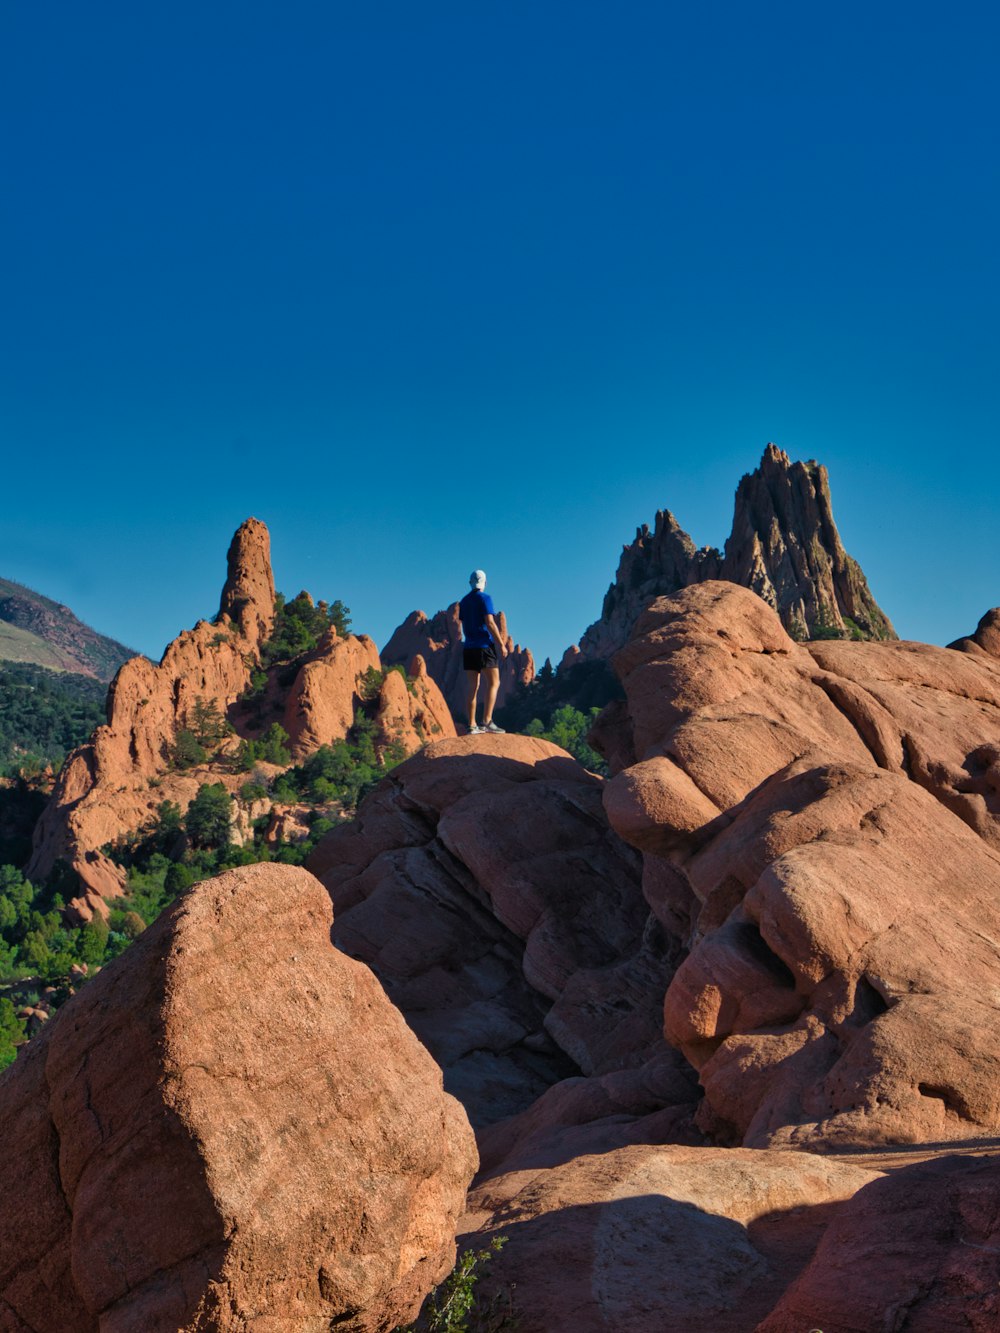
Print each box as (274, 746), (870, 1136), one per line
(306, 735), (663, 1127)
(460, 1144), (878, 1333)
(27, 520), (278, 911)
(0, 863), (477, 1332)
(372, 656), (457, 755)
(572, 444), (895, 662)
(758, 1153), (1000, 1333)
(217, 516), (276, 646)
(599, 581), (1000, 1149)
(28, 523), (452, 917)
(382, 604), (534, 719)
(282, 628), (381, 758)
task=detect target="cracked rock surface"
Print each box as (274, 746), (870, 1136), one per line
(0, 863), (477, 1332)
(601, 580), (1000, 1149)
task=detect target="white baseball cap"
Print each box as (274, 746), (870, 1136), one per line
(469, 569), (487, 591)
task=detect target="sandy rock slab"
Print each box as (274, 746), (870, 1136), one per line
(461, 1144), (878, 1333)
(0, 864), (477, 1333)
(759, 1151), (1000, 1332)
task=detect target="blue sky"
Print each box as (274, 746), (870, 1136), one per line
(2, 2), (998, 666)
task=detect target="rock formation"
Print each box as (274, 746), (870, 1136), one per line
(0, 863), (477, 1332)
(27, 522), (455, 916)
(600, 581), (1000, 1149)
(382, 604), (534, 721)
(572, 444), (895, 662)
(306, 735), (674, 1127)
(759, 1153), (1000, 1332)
(303, 583), (1000, 1326)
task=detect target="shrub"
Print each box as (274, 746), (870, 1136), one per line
(401, 1236), (515, 1332)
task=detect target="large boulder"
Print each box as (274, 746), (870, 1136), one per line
(0, 863), (477, 1332)
(306, 735), (670, 1127)
(600, 581), (1000, 1149)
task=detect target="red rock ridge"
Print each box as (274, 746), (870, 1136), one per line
(27, 521), (455, 917)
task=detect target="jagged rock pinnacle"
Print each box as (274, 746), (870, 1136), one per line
(219, 517), (276, 648)
(575, 445), (895, 660)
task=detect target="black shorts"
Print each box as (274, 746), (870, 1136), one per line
(463, 643), (498, 672)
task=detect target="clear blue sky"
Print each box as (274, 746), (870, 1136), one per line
(2, 1), (998, 666)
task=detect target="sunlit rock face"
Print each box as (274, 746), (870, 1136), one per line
(0, 863), (477, 1333)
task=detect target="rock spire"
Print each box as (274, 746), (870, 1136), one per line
(574, 444), (895, 661)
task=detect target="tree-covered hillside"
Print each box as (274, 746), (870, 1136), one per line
(0, 663), (108, 774)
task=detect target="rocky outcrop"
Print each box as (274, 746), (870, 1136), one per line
(599, 581), (1000, 1149)
(461, 1144), (879, 1333)
(382, 605), (534, 721)
(217, 516), (275, 646)
(28, 523), (455, 915)
(306, 735), (669, 1127)
(0, 576), (134, 681)
(281, 629), (382, 758)
(373, 654), (456, 753)
(0, 863), (477, 1332)
(573, 444), (895, 662)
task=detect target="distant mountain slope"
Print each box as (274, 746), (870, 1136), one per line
(0, 576), (134, 681)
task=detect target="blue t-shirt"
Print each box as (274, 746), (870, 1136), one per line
(459, 590), (494, 647)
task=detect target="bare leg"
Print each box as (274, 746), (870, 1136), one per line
(482, 667), (501, 726)
(465, 670), (481, 729)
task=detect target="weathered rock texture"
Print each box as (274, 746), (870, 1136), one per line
(759, 1153), (1000, 1333)
(574, 443), (895, 662)
(599, 580), (1000, 1149)
(26, 519), (277, 912)
(462, 1144), (879, 1333)
(382, 604), (534, 720)
(28, 523), (454, 916)
(306, 735), (676, 1127)
(0, 863), (477, 1333)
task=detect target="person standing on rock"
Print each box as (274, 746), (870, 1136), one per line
(460, 569), (507, 735)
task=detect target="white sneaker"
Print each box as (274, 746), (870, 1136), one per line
(483, 721), (505, 734)
(468, 725), (482, 734)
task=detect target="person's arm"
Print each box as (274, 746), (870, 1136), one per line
(485, 614), (508, 659)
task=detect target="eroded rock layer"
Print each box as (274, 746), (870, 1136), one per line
(599, 580), (1000, 1149)
(0, 863), (477, 1333)
(306, 735), (672, 1127)
(574, 443), (895, 662)
(27, 521), (456, 915)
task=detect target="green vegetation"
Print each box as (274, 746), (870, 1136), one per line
(400, 1236), (516, 1333)
(0, 861), (123, 1001)
(233, 723), (292, 770)
(523, 706), (607, 774)
(172, 697), (236, 769)
(0, 997), (26, 1071)
(497, 659), (622, 738)
(260, 593), (352, 668)
(0, 662), (107, 774)
(273, 714), (405, 809)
